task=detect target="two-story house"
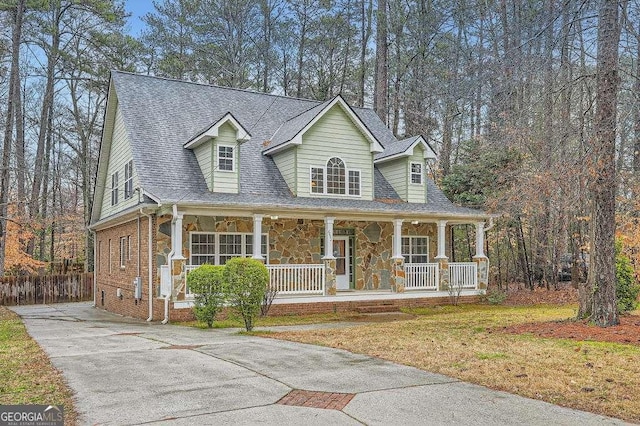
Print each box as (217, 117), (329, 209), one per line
(90, 71), (490, 322)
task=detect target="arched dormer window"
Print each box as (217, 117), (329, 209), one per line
(310, 157), (360, 196)
(326, 157), (346, 194)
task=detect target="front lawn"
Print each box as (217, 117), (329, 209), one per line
(0, 307), (77, 425)
(268, 304), (640, 423)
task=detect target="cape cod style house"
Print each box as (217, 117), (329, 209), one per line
(90, 71), (491, 322)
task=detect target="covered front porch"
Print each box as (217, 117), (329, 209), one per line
(157, 208), (489, 302)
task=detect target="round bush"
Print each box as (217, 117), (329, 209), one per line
(223, 258), (269, 331)
(188, 264), (226, 327)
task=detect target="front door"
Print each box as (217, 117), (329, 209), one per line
(334, 237), (350, 290)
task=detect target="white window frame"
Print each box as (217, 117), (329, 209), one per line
(124, 160), (134, 199)
(111, 172), (119, 206)
(119, 236), (128, 268)
(189, 232), (269, 265)
(402, 235), (430, 263)
(410, 162), (423, 185)
(308, 157), (361, 197)
(348, 170), (361, 196)
(217, 145), (235, 172)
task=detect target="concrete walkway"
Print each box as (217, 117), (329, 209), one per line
(10, 303), (627, 426)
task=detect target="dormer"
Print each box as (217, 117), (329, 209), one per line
(263, 96), (384, 200)
(184, 113), (251, 193)
(374, 136), (436, 203)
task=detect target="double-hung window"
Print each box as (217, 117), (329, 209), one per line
(124, 160), (133, 199)
(218, 145), (234, 171)
(402, 236), (429, 263)
(190, 232), (268, 265)
(310, 157), (361, 196)
(410, 162), (423, 185)
(111, 172), (119, 206)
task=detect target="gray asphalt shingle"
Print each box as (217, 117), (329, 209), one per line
(111, 71), (485, 219)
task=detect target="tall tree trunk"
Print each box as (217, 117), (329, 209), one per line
(14, 75), (26, 215)
(634, 18), (640, 177)
(584, 0), (621, 327)
(358, 0), (372, 107)
(374, 0), (388, 124)
(29, 3), (61, 255)
(0, 0), (26, 276)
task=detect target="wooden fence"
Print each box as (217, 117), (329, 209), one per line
(0, 273), (93, 306)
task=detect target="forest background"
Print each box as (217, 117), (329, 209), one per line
(1, 0), (639, 295)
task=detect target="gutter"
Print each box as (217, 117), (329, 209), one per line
(140, 209), (155, 322)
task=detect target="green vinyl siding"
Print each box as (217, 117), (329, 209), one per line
(407, 145), (426, 203)
(378, 158), (408, 200)
(212, 122), (239, 193)
(99, 103), (140, 220)
(194, 142), (213, 191)
(273, 148), (297, 195)
(296, 105), (373, 200)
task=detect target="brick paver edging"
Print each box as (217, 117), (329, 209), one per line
(277, 389), (355, 410)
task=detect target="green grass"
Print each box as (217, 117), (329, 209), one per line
(0, 307), (77, 425)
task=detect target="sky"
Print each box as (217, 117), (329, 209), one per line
(123, 0), (156, 36)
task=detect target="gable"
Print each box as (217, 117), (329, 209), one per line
(97, 99), (140, 220)
(295, 104), (374, 200)
(264, 96), (384, 156)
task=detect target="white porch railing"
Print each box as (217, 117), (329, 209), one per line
(405, 263), (439, 290)
(449, 262), (478, 289)
(267, 264), (325, 295)
(182, 263), (325, 297)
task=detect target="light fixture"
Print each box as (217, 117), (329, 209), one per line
(270, 215), (279, 220)
(411, 220), (419, 225)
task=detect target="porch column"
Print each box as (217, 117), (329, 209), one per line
(252, 214), (264, 261)
(391, 219), (405, 292)
(171, 210), (186, 300)
(435, 220), (449, 291)
(473, 221), (489, 290)
(323, 217), (337, 295)
(473, 222), (485, 258)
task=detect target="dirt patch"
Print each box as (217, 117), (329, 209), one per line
(501, 314), (640, 345)
(492, 282), (579, 306)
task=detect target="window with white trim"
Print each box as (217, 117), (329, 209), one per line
(124, 160), (134, 199)
(218, 145), (234, 171)
(348, 170), (360, 195)
(311, 167), (324, 193)
(310, 157), (360, 196)
(402, 236), (429, 263)
(119, 236), (128, 268)
(190, 232), (268, 265)
(410, 162), (423, 185)
(111, 172), (119, 205)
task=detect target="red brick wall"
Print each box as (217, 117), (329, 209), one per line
(95, 215), (159, 320)
(164, 294), (481, 323)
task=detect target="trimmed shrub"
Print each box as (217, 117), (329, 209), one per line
(616, 241), (640, 313)
(224, 258), (269, 331)
(188, 264), (226, 328)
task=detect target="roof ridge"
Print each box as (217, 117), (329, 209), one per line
(111, 70), (326, 104)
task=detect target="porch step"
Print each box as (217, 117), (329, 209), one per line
(353, 303), (401, 314)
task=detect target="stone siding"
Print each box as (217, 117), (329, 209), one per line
(159, 215), (438, 292)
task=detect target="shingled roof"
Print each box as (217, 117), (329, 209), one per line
(101, 71), (485, 220)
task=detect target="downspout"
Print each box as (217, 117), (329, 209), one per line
(161, 204), (179, 324)
(91, 229), (97, 307)
(140, 209), (154, 322)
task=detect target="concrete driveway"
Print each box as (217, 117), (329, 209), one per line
(10, 303), (627, 425)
